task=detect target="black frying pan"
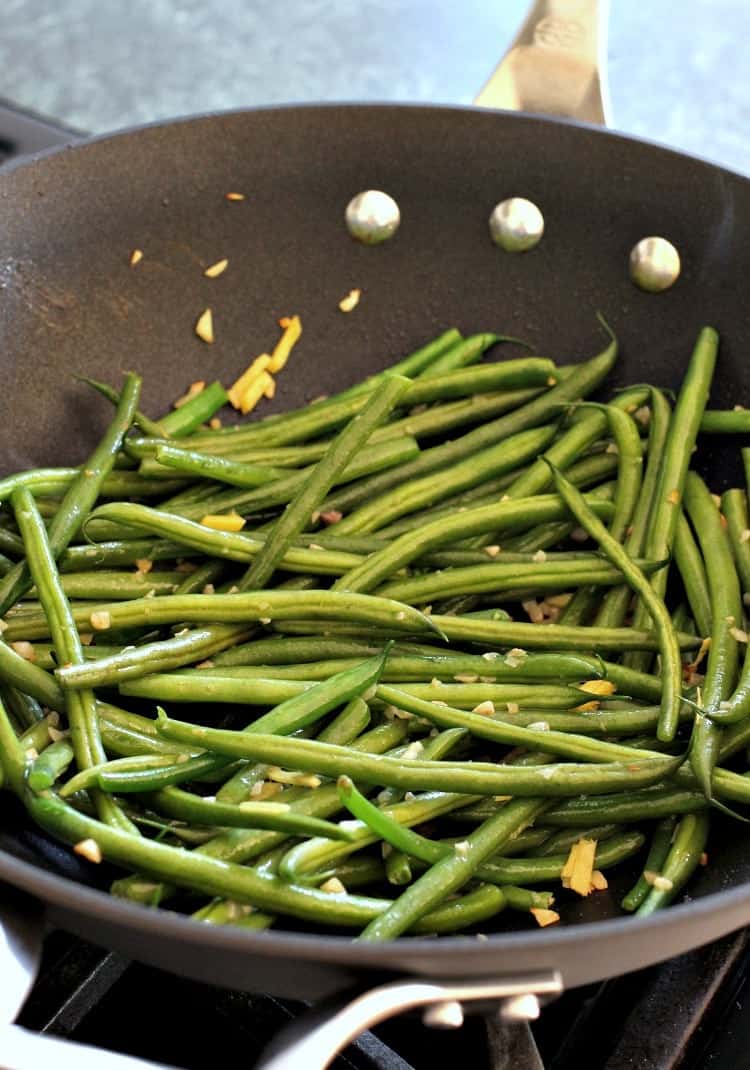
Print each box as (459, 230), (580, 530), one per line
(2, 79), (750, 1070)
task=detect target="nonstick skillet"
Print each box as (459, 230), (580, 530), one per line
(2, 5), (750, 1069)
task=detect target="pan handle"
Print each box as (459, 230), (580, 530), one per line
(473, 0), (611, 126)
(255, 971), (562, 1070)
(0, 884), (173, 1070)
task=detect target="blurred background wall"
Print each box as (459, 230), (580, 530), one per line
(1, 0), (748, 173)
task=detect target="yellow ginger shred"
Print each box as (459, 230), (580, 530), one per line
(200, 512), (246, 532)
(338, 288), (362, 313)
(238, 371), (274, 415)
(561, 838), (598, 896)
(173, 381), (205, 408)
(531, 908), (560, 927)
(228, 354), (272, 410)
(268, 315), (302, 373)
(204, 258), (228, 278)
(195, 308), (214, 344)
(579, 679), (617, 696)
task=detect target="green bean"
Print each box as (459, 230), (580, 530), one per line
(542, 788), (708, 826)
(333, 493), (615, 594)
(375, 557), (664, 605)
(34, 570), (185, 601)
(84, 504), (363, 577)
(636, 813), (710, 915)
(528, 823), (621, 857)
(29, 789), (396, 927)
(469, 830), (646, 887)
(391, 357), (559, 405)
(2, 589), (440, 642)
(110, 720), (410, 905)
(156, 711), (682, 796)
(543, 460), (683, 742)
(334, 424), (559, 536)
(673, 512), (712, 637)
(0, 373), (142, 616)
(280, 791), (476, 881)
(159, 435), (418, 511)
(12, 488), (137, 834)
(193, 901), (276, 930)
(238, 377), (412, 588)
(429, 612), (698, 653)
(0, 639), (66, 711)
(0, 685), (46, 728)
(56, 624), (253, 689)
(410, 333), (500, 378)
(359, 797), (550, 940)
(375, 685), (670, 764)
(0, 693), (29, 794)
(155, 381), (228, 437)
(215, 695), (371, 805)
(699, 410), (750, 433)
(723, 488), (750, 594)
(385, 850), (413, 886)
(599, 662), (663, 703)
(621, 817), (677, 911)
(626, 329), (718, 668)
(81, 376), (166, 437)
(59, 538), (191, 572)
(324, 332), (618, 521)
(684, 472), (743, 802)
(27, 738), (75, 791)
(149, 445), (291, 488)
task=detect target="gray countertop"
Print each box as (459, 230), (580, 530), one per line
(1, 0), (749, 174)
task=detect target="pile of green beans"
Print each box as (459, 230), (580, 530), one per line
(0, 321), (746, 941)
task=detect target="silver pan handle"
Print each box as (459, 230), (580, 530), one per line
(256, 972), (562, 1070)
(473, 0), (611, 126)
(0, 886), (173, 1070)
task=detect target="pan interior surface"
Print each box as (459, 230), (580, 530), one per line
(1, 104), (750, 988)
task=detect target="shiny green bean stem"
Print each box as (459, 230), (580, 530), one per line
(28, 789), (397, 927)
(332, 424), (559, 536)
(56, 624), (254, 689)
(621, 817), (677, 912)
(636, 813), (710, 916)
(375, 685), (669, 764)
(239, 377), (413, 589)
(359, 797), (550, 940)
(84, 503), (363, 576)
(543, 460), (683, 742)
(673, 511), (712, 637)
(0, 372), (142, 616)
(12, 488), (136, 833)
(154, 381), (229, 437)
(375, 558), (664, 605)
(155, 713), (682, 796)
(626, 329), (718, 669)
(323, 332), (618, 521)
(684, 472), (742, 802)
(26, 738), (75, 792)
(1, 589), (439, 642)
(333, 493), (615, 594)
(81, 377), (176, 438)
(110, 721), (409, 906)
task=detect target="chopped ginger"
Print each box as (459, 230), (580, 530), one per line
(531, 908), (560, 927)
(268, 315), (302, 373)
(591, 870), (608, 891)
(228, 354), (271, 409)
(238, 371), (274, 415)
(579, 679), (617, 696)
(74, 838), (103, 864)
(338, 288), (362, 313)
(561, 838), (597, 896)
(195, 308), (214, 344)
(200, 513), (246, 532)
(204, 258), (228, 278)
(173, 381), (205, 408)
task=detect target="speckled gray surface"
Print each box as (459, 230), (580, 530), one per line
(1, 0), (749, 173)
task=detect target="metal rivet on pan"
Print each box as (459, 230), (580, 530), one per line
(423, 1000), (465, 1029)
(489, 197), (544, 252)
(345, 190), (401, 244)
(629, 236), (681, 293)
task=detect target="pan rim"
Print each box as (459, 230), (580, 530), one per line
(1, 99), (748, 191)
(1, 99), (750, 977)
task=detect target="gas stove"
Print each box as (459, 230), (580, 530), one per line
(2, 98), (750, 1070)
